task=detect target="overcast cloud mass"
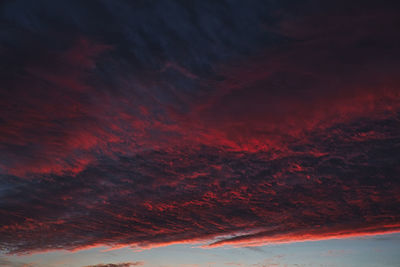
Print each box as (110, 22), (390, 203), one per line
(0, 0), (400, 256)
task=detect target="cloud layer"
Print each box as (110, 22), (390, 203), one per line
(0, 0), (400, 254)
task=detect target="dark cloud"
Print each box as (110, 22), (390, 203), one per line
(82, 262), (144, 267)
(0, 0), (400, 254)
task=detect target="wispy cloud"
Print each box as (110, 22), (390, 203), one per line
(83, 262), (144, 267)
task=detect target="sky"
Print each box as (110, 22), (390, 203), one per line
(0, 0), (400, 266)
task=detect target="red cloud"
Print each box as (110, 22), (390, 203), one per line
(1, 0), (400, 255)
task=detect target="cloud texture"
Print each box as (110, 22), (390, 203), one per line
(0, 0), (400, 254)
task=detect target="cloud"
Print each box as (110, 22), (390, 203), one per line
(225, 263), (244, 266)
(0, 0), (400, 255)
(0, 257), (35, 267)
(82, 262), (144, 267)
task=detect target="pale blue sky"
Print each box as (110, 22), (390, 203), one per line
(2, 233), (400, 267)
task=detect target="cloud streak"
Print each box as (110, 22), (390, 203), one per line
(82, 262), (144, 267)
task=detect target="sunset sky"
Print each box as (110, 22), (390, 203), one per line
(1, 1), (400, 266)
